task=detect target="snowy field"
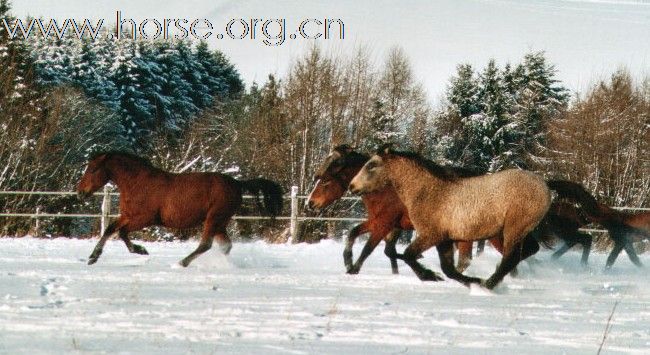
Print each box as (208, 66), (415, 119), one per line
(0, 237), (648, 354)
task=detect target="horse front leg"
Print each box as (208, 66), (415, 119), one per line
(88, 220), (122, 265)
(384, 229), (401, 274)
(456, 241), (473, 272)
(343, 222), (368, 271)
(576, 231), (592, 266)
(347, 229), (385, 274)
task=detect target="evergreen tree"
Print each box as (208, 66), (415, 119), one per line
(111, 41), (155, 148)
(436, 54), (567, 171)
(448, 64), (480, 118)
(72, 39), (118, 108)
(512, 52), (569, 168)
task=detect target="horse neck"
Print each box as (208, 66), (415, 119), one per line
(338, 161), (366, 187)
(105, 157), (159, 191)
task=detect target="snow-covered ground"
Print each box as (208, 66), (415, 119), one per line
(0, 237), (648, 354)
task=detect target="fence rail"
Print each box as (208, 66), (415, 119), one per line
(1, 188), (648, 237)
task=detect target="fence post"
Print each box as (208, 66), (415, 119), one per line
(289, 185), (299, 243)
(34, 206), (40, 237)
(100, 185), (111, 235)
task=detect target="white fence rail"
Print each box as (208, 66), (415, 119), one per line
(0, 188), (648, 237)
(0, 187), (366, 238)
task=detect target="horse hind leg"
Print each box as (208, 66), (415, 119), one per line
(180, 232), (214, 267)
(438, 240), (482, 287)
(551, 239), (577, 261)
(214, 228), (233, 255)
(605, 241), (625, 269)
(119, 229), (149, 255)
(383, 229), (401, 274)
(623, 240), (643, 267)
(483, 235), (539, 290)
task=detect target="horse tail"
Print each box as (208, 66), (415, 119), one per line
(546, 180), (603, 218)
(238, 178), (284, 217)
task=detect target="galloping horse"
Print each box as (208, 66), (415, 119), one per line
(350, 147), (551, 289)
(547, 180), (650, 268)
(77, 151), (283, 266)
(307, 145), (496, 274)
(540, 200), (593, 265)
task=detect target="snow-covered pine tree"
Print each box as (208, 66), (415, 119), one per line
(511, 52), (569, 169)
(72, 39), (119, 109)
(155, 41), (196, 133)
(110, 41), (155, 148)
(194, 41), (227, 99)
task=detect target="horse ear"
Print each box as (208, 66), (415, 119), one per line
(90, 153), (109, 166)
(334, 144), (354, 155)
(377, 143), (394, 155)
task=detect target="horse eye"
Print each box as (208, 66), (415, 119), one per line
(321, 180), (332, 186)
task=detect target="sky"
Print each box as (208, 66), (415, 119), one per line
(11, 0), (650, 103)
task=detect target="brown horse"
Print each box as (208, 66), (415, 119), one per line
(547, 180), (649, 268)
(349, 147), (550, 289)
(307, 145), (495, 274)
(77, 151), (283, 266)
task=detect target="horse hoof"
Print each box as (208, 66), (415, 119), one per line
(179, 259), (190, 267)
(346, 266), (360, 275)
(132, 245), (149, 255)
(480, 279), (497, 290)
(420, 270), (443, 281)
(87, 258), (98, 265)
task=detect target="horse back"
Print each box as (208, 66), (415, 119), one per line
(419, 169), (550, 241)
(624, 210), (650, 232)
(141, 172), (242, 229)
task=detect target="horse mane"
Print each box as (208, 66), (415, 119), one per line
(333, 144), (369, 167)
(379, 148), (471, 181)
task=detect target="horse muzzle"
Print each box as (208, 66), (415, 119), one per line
(349, 183), (363, 195)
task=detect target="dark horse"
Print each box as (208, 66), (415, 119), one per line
(539, 200), (593, 265)
(349, 147), (550, 289)
(306, 145), (498, 274)
(77, 152), (283, 266)
(547, 180), (650, 268)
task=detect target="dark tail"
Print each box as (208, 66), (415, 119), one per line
(546, 180), (603, 218)
(238, 178), (284, 217)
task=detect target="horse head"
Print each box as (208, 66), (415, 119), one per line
(77, 153), (111, 200)
(306, 144), (368, 210)
(348, 145), (394, 195)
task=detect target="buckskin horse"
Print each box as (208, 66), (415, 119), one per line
(77, 151), (283, 267)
